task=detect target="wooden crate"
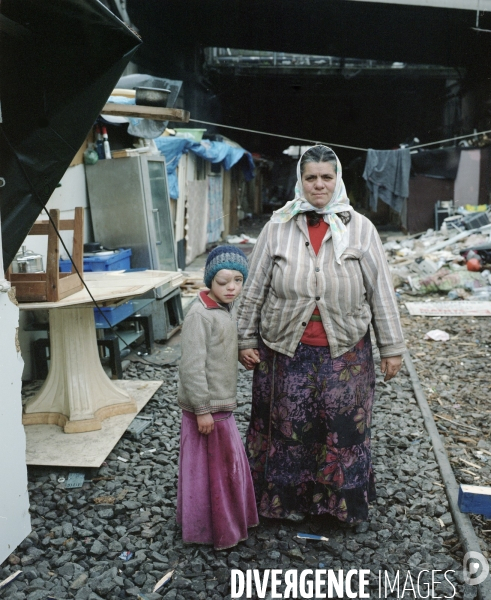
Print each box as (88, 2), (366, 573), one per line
(7, 208), (84, 303)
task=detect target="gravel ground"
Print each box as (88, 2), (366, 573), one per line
(400, 294), (491, 559)
(0, 335), (481, 600)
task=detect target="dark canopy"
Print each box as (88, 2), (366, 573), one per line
(0, 0), (141, 267)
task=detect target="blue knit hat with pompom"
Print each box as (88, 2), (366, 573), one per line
(204, 245), (248, 288)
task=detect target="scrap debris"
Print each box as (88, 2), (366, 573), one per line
(153, 569), (175, 592)
(296, 532), (329, 542)
(424, 329), (450, 342)
(64, 472), (85, 489)
(0, 570), (21, 590)
(385, 214), (491, 300)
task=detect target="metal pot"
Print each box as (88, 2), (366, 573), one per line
(135, 86), (171, 108)
(12, 245), (44, 273)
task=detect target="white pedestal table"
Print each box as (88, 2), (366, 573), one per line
(20, 270), (183, 433)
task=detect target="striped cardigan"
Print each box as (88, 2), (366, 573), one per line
(237, 211), (405, 359)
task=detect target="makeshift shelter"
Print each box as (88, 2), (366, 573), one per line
(154, 136), (255, 266)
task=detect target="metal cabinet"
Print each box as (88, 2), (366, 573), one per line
(86, 155), (177, 272)
(86, 155), (182, 340)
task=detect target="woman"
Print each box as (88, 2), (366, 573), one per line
(237, 145), (405, 525)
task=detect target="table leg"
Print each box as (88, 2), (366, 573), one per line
(23, 306), (137, 433)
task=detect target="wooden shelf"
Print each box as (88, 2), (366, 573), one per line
(101, 103), (190, 122)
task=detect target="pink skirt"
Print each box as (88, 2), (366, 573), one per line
(177, 410), (259, 550)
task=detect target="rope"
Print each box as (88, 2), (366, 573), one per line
(410, 129), (491, 150)
(188, 117), (491, 153)
(187, 118), (367, 151)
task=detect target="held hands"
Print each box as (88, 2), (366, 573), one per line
(380, 355), (402, 382)
(197, 413), (214, 435)
(239, 348), (261, 370)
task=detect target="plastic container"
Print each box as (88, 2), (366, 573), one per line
(59, 248), (132, 272)
(94, 300), (134, 327)
(174, 128), (207, 142)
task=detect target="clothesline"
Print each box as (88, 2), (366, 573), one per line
(188, 117), (491, 154)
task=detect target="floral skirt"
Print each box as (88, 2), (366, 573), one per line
(246, 330), (376, 524)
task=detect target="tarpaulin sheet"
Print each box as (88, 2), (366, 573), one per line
(0, 0), (141, 268)
(154, 137), (255, 199)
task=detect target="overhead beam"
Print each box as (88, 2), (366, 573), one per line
(347, 0), (490, 11)
(127, 0), (491, 69)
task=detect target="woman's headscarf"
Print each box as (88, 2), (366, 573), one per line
(270, 145), (353, 263)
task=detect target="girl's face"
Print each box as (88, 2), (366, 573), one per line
(301, 161), (337, 209)
(208, 269), (244, 304)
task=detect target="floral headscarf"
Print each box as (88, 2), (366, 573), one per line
(270, 145), (353, 263)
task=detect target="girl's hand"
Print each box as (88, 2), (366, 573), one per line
(197, 413), (214, 435)
(239, 348), (261, 370)
(381, 355), (402, 381)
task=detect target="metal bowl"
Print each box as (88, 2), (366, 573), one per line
(135, 87), (171, 108)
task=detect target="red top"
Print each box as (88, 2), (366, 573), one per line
(300, 219), (329, 346)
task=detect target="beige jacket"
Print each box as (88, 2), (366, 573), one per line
(178, 291), (239, 415)
(237, 211), (405, 359)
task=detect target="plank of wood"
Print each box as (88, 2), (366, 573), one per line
(46, 209), (60, 302)
(8, 273), (46, 282)
(18, 271), (185, 309)
(12, 281), (47, 302)
(58, 274), (84, 299)
(29, 220), (75, 235)
(101, 103), (190, 123)
(459, 483), (491, 518)
(72, 207), (84, 274)
(111, 148), (139, 158)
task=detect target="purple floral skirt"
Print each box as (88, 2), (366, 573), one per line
(246, 330), (376, 524)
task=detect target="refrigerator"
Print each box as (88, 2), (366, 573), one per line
(85, 154), (183, 340)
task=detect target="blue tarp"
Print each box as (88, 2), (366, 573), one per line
(154, 137), (255, 199)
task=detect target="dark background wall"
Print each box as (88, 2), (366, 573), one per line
(126, 0), (491, 160)
(124, 0), (491, 228)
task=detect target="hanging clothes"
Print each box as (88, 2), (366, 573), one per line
(363, 148), (411, 213)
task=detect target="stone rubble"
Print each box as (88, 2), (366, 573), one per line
(1, 347), (481, 600)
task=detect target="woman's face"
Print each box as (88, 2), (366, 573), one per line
(301, 161), (337, 209)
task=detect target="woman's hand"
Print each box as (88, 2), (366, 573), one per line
(239, 348), (261, 370)
(380, 355), (402, 381)
(197, 413), (214, 435)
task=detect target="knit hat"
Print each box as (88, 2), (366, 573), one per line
(204, 245), (248, 288)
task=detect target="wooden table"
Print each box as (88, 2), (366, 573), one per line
(20, 270), (184, 433)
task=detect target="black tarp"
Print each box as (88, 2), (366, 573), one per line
(0, 0), (141, 268)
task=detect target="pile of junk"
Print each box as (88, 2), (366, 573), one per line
(385, 205), (491, 301)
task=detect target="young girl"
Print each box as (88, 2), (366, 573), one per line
(176, 245), (259, 549)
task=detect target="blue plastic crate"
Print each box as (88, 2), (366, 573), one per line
(60, 248), (132, 273)
(94, 300), (135, 328)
